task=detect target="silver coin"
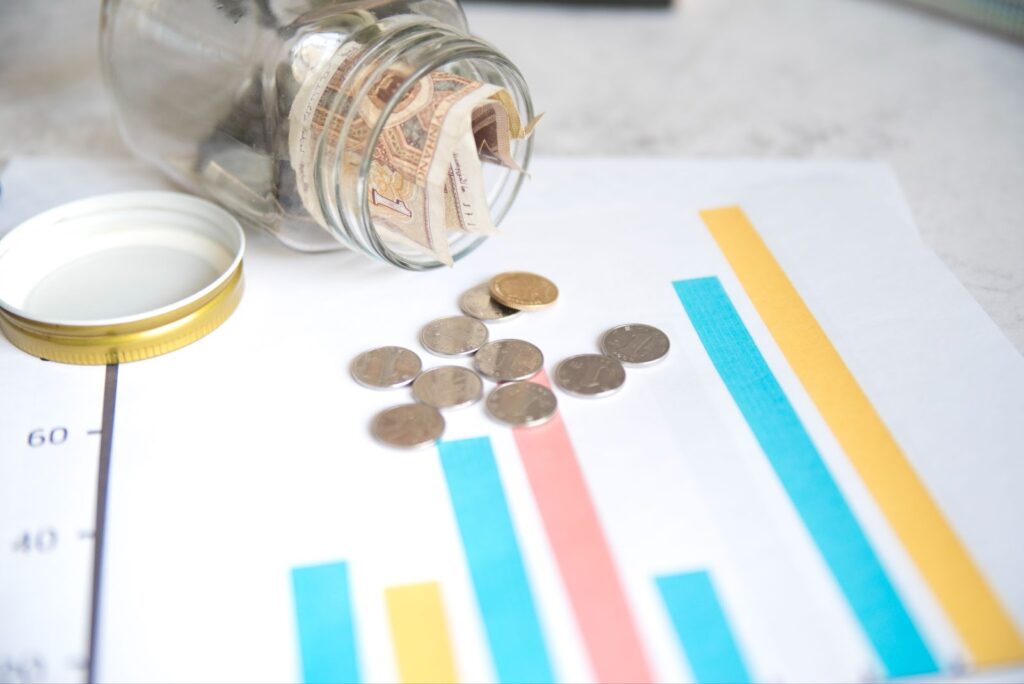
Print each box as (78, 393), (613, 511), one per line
(473, 339), (544, 382)
(411, 366), (484, 409)
(350, 346), (422, 388)
(459, 283), (522, 322)
(599, 324), (670, 366)
(419, 315), (490, 357)
(370, 403), (445, 449)
(554, 354), (626, 398)
(485, 381), (558, 427)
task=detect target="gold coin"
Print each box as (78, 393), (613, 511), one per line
(489, 272), (559, 311)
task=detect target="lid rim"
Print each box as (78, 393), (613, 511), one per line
(0, 265), (244, 365)
(0, 191), (245, 327)
(0, 191), (246, 365)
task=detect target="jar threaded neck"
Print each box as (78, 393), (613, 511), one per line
(309, 19), (534, 270)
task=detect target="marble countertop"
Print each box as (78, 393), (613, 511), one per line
(1, 0), (1021, 351)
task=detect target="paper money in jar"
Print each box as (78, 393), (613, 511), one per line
(290, 45), (539, 265)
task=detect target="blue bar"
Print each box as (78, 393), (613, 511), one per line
(656, 571), (751, 684)
(674, 277), (937, 677)
(291, 561), (361, 684)
(438, 437), (554, 683)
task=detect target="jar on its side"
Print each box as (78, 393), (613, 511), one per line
(100, 0), (533, 269)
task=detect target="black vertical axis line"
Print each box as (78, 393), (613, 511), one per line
(87, 364), (119, 684)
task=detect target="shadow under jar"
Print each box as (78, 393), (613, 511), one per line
(100, 0), (534, 269)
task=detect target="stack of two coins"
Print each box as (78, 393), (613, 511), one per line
(464, 272), (561, 428)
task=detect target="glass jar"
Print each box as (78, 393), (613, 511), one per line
(99, 0), (534, 270)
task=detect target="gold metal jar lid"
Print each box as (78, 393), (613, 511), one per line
(0, 192), (245, 365)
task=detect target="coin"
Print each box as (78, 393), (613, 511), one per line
(485, 381), (558, 427)
(489, 272), (559, 311)
(419, 316), (489, 357)
(474, 339), (544, 382)
(370, 403), (445, 449)
(599, 324), (670, 366)
(554, 354), (626, 398)
(459, 283), (522, 322)
(412, 366), (484, 409)
(350, 346), (422, 388)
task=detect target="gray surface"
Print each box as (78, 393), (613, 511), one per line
(1, 0), (1022, 351)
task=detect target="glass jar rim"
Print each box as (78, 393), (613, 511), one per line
(311, 19), (534, 270)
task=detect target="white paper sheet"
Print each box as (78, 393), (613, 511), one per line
(1, 157), (1022, 684)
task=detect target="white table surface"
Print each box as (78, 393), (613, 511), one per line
(1, 0), (1022, 351)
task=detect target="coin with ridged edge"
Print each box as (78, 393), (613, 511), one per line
(554, 354), (626, 397)
(459, 283), (522, 322)
(412, 366), (484, 409)
(599, 324), (670, 366)
(419, 315), (489, 357)
(489, 272), (559, 311)
(370, 403), (445, 449)
(474, 339), (544, 382)
(486, 381), (558, 427)
(350, 346), (422, 388)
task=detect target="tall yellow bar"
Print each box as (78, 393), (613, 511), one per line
(700, 206), (1024, 667)
(385, 582), (458, 684)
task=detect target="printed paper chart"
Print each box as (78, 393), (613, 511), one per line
(281, 209), (1024, 684)
(2, 158), (1023, 684)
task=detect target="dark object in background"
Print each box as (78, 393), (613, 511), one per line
(465, 0), (671, 7)
(896, 0), (1024, 41)
(465, 0), (1024, 41)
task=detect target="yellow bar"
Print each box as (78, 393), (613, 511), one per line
(700, 206), (1024, 667)
(385, 582), (458, 684)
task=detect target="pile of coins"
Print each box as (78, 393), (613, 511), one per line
(351, 272), (670, 448)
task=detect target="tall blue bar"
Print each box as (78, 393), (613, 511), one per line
(438, 437), (554, 683)
(291, 560), (361, 684)
(656, 571), (751, 684)
(673, 276), (937, 677)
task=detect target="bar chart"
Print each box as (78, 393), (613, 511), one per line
(510, 372), (653, 684)
(7, 159), (1022, 684)
(675, 276), (936, 677)
(384, 582), (457, 684)
(290, 412), (750, 683)
(284, 200), (1023, 683)
(698, 207), (1024, 668)
(291, 562), (360, 684)
(656, 571), (750, 684)
(438, 437), (553, 684)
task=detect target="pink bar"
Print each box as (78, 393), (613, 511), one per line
(513, 371), (653, 684)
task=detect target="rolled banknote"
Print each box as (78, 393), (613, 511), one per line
(444, 131), (498, 237)
(290, 46), (535, 266)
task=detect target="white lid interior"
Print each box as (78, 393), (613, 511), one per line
(0, 192), (245, 326)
